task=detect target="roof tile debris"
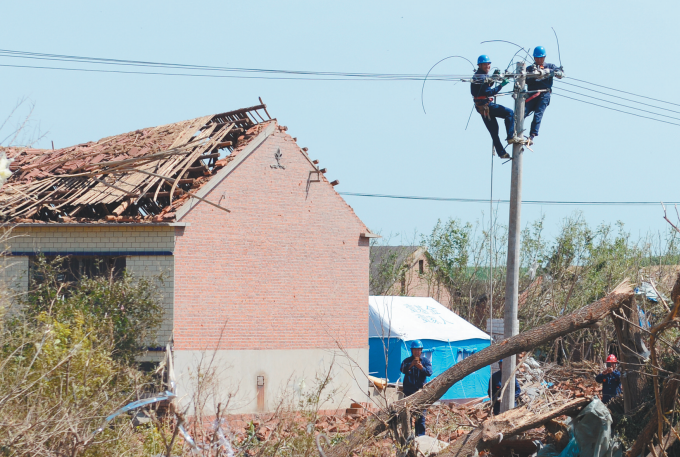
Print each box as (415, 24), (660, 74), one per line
(0, 103), (273, 224)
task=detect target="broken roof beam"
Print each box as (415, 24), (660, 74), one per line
(210, 104), (267, 122)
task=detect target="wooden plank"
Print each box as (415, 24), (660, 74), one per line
(131, 168), (230, 213)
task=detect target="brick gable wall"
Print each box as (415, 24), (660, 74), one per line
(174, 125), (369, 352)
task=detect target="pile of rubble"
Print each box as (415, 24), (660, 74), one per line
(516, 357), (602, 412)
(224, 358), (607, 456)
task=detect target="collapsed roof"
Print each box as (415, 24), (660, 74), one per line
(0, 103), (273, 224)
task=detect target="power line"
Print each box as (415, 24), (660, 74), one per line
(339, 192), (679, 206)
(552, 87), (680, 122)
(0, 49), (473, 81)
(0, 63), (425, 81)
(556, 80), (680, 115)
(551, 93), (680, 127)
(0, 62), (481, 82)
(567, 77), (680, 108)
(3, 47), (680, 127)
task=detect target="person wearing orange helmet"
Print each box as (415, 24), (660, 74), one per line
(596, 354), (621, 404)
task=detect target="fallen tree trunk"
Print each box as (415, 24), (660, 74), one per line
(328, 282), (633, 457)
(435, 397), (592, 457)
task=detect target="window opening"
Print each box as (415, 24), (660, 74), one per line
(29, 255), (126, 284)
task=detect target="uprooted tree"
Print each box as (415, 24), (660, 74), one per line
(325, 281), (634, 457)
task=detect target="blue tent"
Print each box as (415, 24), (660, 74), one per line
(368, 296), (491, 400)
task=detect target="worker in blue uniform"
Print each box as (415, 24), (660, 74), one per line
(488, 359), (521, 415)
(400, 340), (433, 436)
(525, 46), (564, 144)
(595, 354), (622, 404)
(471, 55), (514, 159)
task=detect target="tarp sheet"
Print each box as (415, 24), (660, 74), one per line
(536, 398), (622, 457)
(369, 296), (491, 343)
(368, 296), (491, 400)
(369, 337), (490, 400)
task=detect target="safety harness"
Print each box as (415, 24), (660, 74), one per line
(473, 96), (492, 118)
(525, 89), (551, 104)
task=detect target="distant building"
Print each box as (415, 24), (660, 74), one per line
(369, 245), (452, 307)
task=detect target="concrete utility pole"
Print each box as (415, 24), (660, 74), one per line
(501, 61), (527, 413)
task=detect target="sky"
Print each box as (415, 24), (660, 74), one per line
(1, 0), (678, 244)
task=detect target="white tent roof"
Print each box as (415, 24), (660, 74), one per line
(369, 296), (490, 343)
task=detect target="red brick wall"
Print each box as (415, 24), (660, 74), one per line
(173, 125), (369, 351)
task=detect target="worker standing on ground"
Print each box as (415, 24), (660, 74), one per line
(524, 46), (564, 144)
(488, 359), (521, 415)
(400, 340), (433, 436)
(595, 354), (621, 404)
(470, 55), (514, 159)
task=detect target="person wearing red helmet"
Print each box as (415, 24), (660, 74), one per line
(596, 354), (621, 404)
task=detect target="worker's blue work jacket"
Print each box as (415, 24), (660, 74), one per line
(595, 370), (621, 401)
(489, 369), (521, 400)
(400, 356), (434, 395)
(470, 69), (504, 104)
(526, 63), (560, 91)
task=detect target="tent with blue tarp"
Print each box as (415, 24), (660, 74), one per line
(368, 296), (491, 400)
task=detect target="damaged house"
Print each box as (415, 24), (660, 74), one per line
(0, 103), (373, 414)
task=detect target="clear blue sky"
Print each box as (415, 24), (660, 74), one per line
(1, 0), (677, 242)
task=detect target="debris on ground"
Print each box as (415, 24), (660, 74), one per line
(227, 357), (610, 457)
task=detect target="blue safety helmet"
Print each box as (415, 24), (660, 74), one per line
(410, 340), (424, 349)
(533, 46), (547, 58)
(499, 359), (503, 363)
(477, 55), (491, 64)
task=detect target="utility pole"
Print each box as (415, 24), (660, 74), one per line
(501, 61), (527, 413)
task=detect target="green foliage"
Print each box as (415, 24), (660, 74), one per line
(422, 218), (472, 285)
(22, 255), (164, 363)
(0, 255), (165, 456)
(419, 216), (507, 325)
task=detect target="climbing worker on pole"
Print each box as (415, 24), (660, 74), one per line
(400, 340), (433, 436)
(524, 46), (564, 144)
(595, 354), (621, 404)
(470, 55), (514, 159)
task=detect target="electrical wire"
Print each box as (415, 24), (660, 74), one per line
(3, 47), (680, 126)
(551, 27), (563, 68)
(0, 49), (478, 81)
(338, 192), (680, 206)
(556, 80), (680, 115)
(567, 76), (680, 108)
(551, 92), (680, 127)
(421, 55), (475, 114)
(552, 87), (680, 122)
(0, 62), (479, 81)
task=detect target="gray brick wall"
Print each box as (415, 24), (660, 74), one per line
(8, 226), (175, 254)
(0, 255), (28, 308)
(127, 255), (175, 352)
